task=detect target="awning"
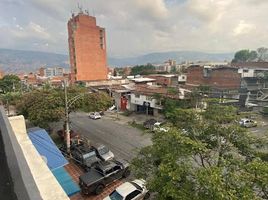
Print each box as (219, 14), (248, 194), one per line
(52, 167), (80, 196)
(27, 127), (68, 170)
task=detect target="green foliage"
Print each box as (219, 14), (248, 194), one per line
(0, 74), (21, 93)
(163, 99), (191, 115)
(132, 105), (268, 199)
(16, 87), (113, 128)
(257, 47), (268, 61)
(232, 49), (258, 63)
(130, 64), (156, 75)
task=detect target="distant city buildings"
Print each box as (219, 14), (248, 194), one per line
(39, 67), (65, 77)
(68, 11), (108, 83)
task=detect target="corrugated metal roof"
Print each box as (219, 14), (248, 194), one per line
(28, 127), (68, 171)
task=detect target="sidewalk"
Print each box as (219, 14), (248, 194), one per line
(103, 111), (165, 126)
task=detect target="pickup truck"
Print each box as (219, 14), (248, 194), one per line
(79, 159), (130, 195)
(71, 143), (101, 171)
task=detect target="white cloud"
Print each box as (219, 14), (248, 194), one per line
(0, 0), (268, 56)
(233, 20), (256, 36)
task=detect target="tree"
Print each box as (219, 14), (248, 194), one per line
(257, 47), (268, 61)
(132, 105), (268, 199)
(130, 64), (156, 75)
(232, 49), (258, 63)
(0, 75), (21, 93)
(16, 87), (113, 129)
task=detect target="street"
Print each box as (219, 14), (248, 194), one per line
(69, 112), (152, 161)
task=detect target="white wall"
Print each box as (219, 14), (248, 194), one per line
(238, 68), (255, 78)
(130, 93), (158, 108)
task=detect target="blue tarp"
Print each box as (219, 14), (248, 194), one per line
(52, 167), (80, 197)
(27, 127), (68, 170)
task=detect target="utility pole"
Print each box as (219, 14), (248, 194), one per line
(64, 79), (71, 153)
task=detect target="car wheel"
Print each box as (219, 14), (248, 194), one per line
(95, 184), (104, 195)
(122, 169), (131, 178)
(144, 192), (150, 199)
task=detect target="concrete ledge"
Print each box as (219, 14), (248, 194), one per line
(0, 106), (41, 200)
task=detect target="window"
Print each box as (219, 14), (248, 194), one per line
(125, 190), (141, 200)
(109, 190), (123, 200)
(146, 96), (152, 101)
(135, 94), (140, 98)
(243, 69), (249, 73)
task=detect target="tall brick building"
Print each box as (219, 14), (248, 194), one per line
(68, 12), (108, 83)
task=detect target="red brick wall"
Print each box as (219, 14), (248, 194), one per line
(146, 75), (172, 86)
(186, 66), (240, 89)
(208, 68), (241, 89)
(68, 13), (108, 82)
(186, 66), (205, 86)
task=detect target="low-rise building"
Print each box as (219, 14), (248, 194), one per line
(232, 62), (268, 108)
(39, 67), (65, 78)
(128, 85), (190, 116)
(186, 65), (240, 89)
(145, 74), (178, 86)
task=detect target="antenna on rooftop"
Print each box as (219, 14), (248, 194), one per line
(92, 8), (95, 17)
(78, 3), (83, 14)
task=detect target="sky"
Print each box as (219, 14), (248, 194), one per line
(0, 0), (267, 58)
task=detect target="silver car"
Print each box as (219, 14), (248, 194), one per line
(93, 144), (114, 161)
(103, 179), (150, 200)
(89, 112), (101, 119)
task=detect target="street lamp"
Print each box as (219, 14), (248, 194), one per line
(63, 79), (85, 153)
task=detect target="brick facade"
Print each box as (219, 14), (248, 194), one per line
(68, 13), (108, 83)
(186, 65), (241, 90)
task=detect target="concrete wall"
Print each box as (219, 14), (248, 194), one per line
(0, 106), (41, 200)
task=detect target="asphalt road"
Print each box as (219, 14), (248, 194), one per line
(69, 112), (152, 162)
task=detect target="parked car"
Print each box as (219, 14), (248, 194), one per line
(103, 179), (150, 200)
(153, 122), (169, 133)
(108, 105), (116, 111)
(239, 118), (257, 128)
(92, 144), (114, 161)
(143, 119), (157, 129)
(71, 143), (101, 171)
(79, 159), (130, 195)
(89, 112), (102, 119)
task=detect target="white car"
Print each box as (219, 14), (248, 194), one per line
(92, 144), (114, 161)
(89, 112), (101, 119)
(153, 122), (169, 133)
(239, 118), (257, 128)
(103, 179), (150, 200)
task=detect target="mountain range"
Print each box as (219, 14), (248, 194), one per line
(0, 48), (234, 73)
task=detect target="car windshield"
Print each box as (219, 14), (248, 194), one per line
(99, 146), (109, 155)
(109, 190), (123, 200)
(83, 151), (96, 159)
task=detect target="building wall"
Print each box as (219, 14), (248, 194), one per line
(146, 75), (172, 86)
(238, 68), (255, 78)
(130, 93), (158, 108)
(186, 66), (241, 90)
(178, 74), (187, 83)
(68, 13), (108, 82)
